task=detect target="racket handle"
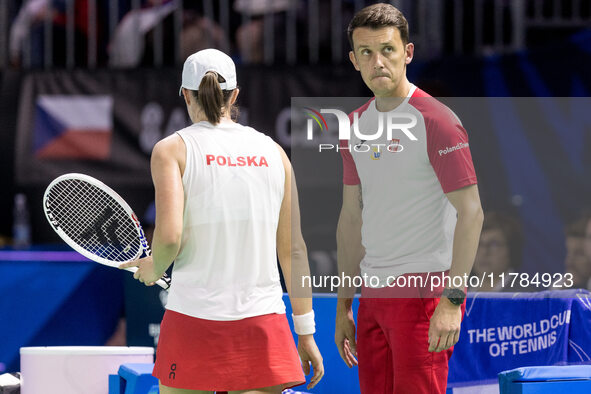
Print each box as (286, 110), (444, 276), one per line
(155, 277), (171, 290)
(157, 274), (172, 290)
(122, 266), (171, 290)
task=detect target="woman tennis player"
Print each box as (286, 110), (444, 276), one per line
(120, 49), (324, 393)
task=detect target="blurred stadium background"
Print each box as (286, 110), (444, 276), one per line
(1, 0), (590, 251)
(0, 0), (591, 393)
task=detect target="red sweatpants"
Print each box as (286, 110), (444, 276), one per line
(357, 272), (465, 394)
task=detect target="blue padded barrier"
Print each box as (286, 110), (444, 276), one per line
(498, 365), (591, 394)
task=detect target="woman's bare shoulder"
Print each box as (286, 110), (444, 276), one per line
(152, 133), (186, 164)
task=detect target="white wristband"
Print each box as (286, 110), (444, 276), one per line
(292, 310), (316, 335)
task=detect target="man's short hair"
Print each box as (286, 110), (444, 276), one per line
(566, 210), (591, 238)
(565, 217), (588, 238)
(347, 3), (409, 49)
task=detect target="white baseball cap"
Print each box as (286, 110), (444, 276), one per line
(179, 49), (237, 96)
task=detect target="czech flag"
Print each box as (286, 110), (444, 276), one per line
(33, 95), (113, 160)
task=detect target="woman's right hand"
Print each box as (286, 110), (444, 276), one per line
(298, 334), (324, 389)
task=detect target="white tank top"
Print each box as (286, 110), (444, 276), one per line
(166, 120), (286, 320)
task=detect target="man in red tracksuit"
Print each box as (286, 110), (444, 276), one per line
(334, 4), (484, 393)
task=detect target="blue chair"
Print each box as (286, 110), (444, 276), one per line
(109, 363), (158, 394)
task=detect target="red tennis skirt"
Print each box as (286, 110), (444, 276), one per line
(153, 309), (306, 391)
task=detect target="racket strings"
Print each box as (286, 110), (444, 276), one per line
(47, 179), (142, 263)
(58, 183), (138, 261)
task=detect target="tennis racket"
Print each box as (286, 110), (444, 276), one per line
(43, 173), (171, 290)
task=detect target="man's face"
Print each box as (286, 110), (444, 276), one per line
(349, 27), (413, 97)
(565, 236), (591, 284)
(585, 219), (591, 261)
(473, 229), (511, 275)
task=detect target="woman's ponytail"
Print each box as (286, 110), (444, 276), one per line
(197, 71), (224, 124)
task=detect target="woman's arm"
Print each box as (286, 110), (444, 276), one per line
(275, 144), (324, 389)
(120, 135), (185, 284)
(150, 136), (186, 276)
(276, 145), (312, 313)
